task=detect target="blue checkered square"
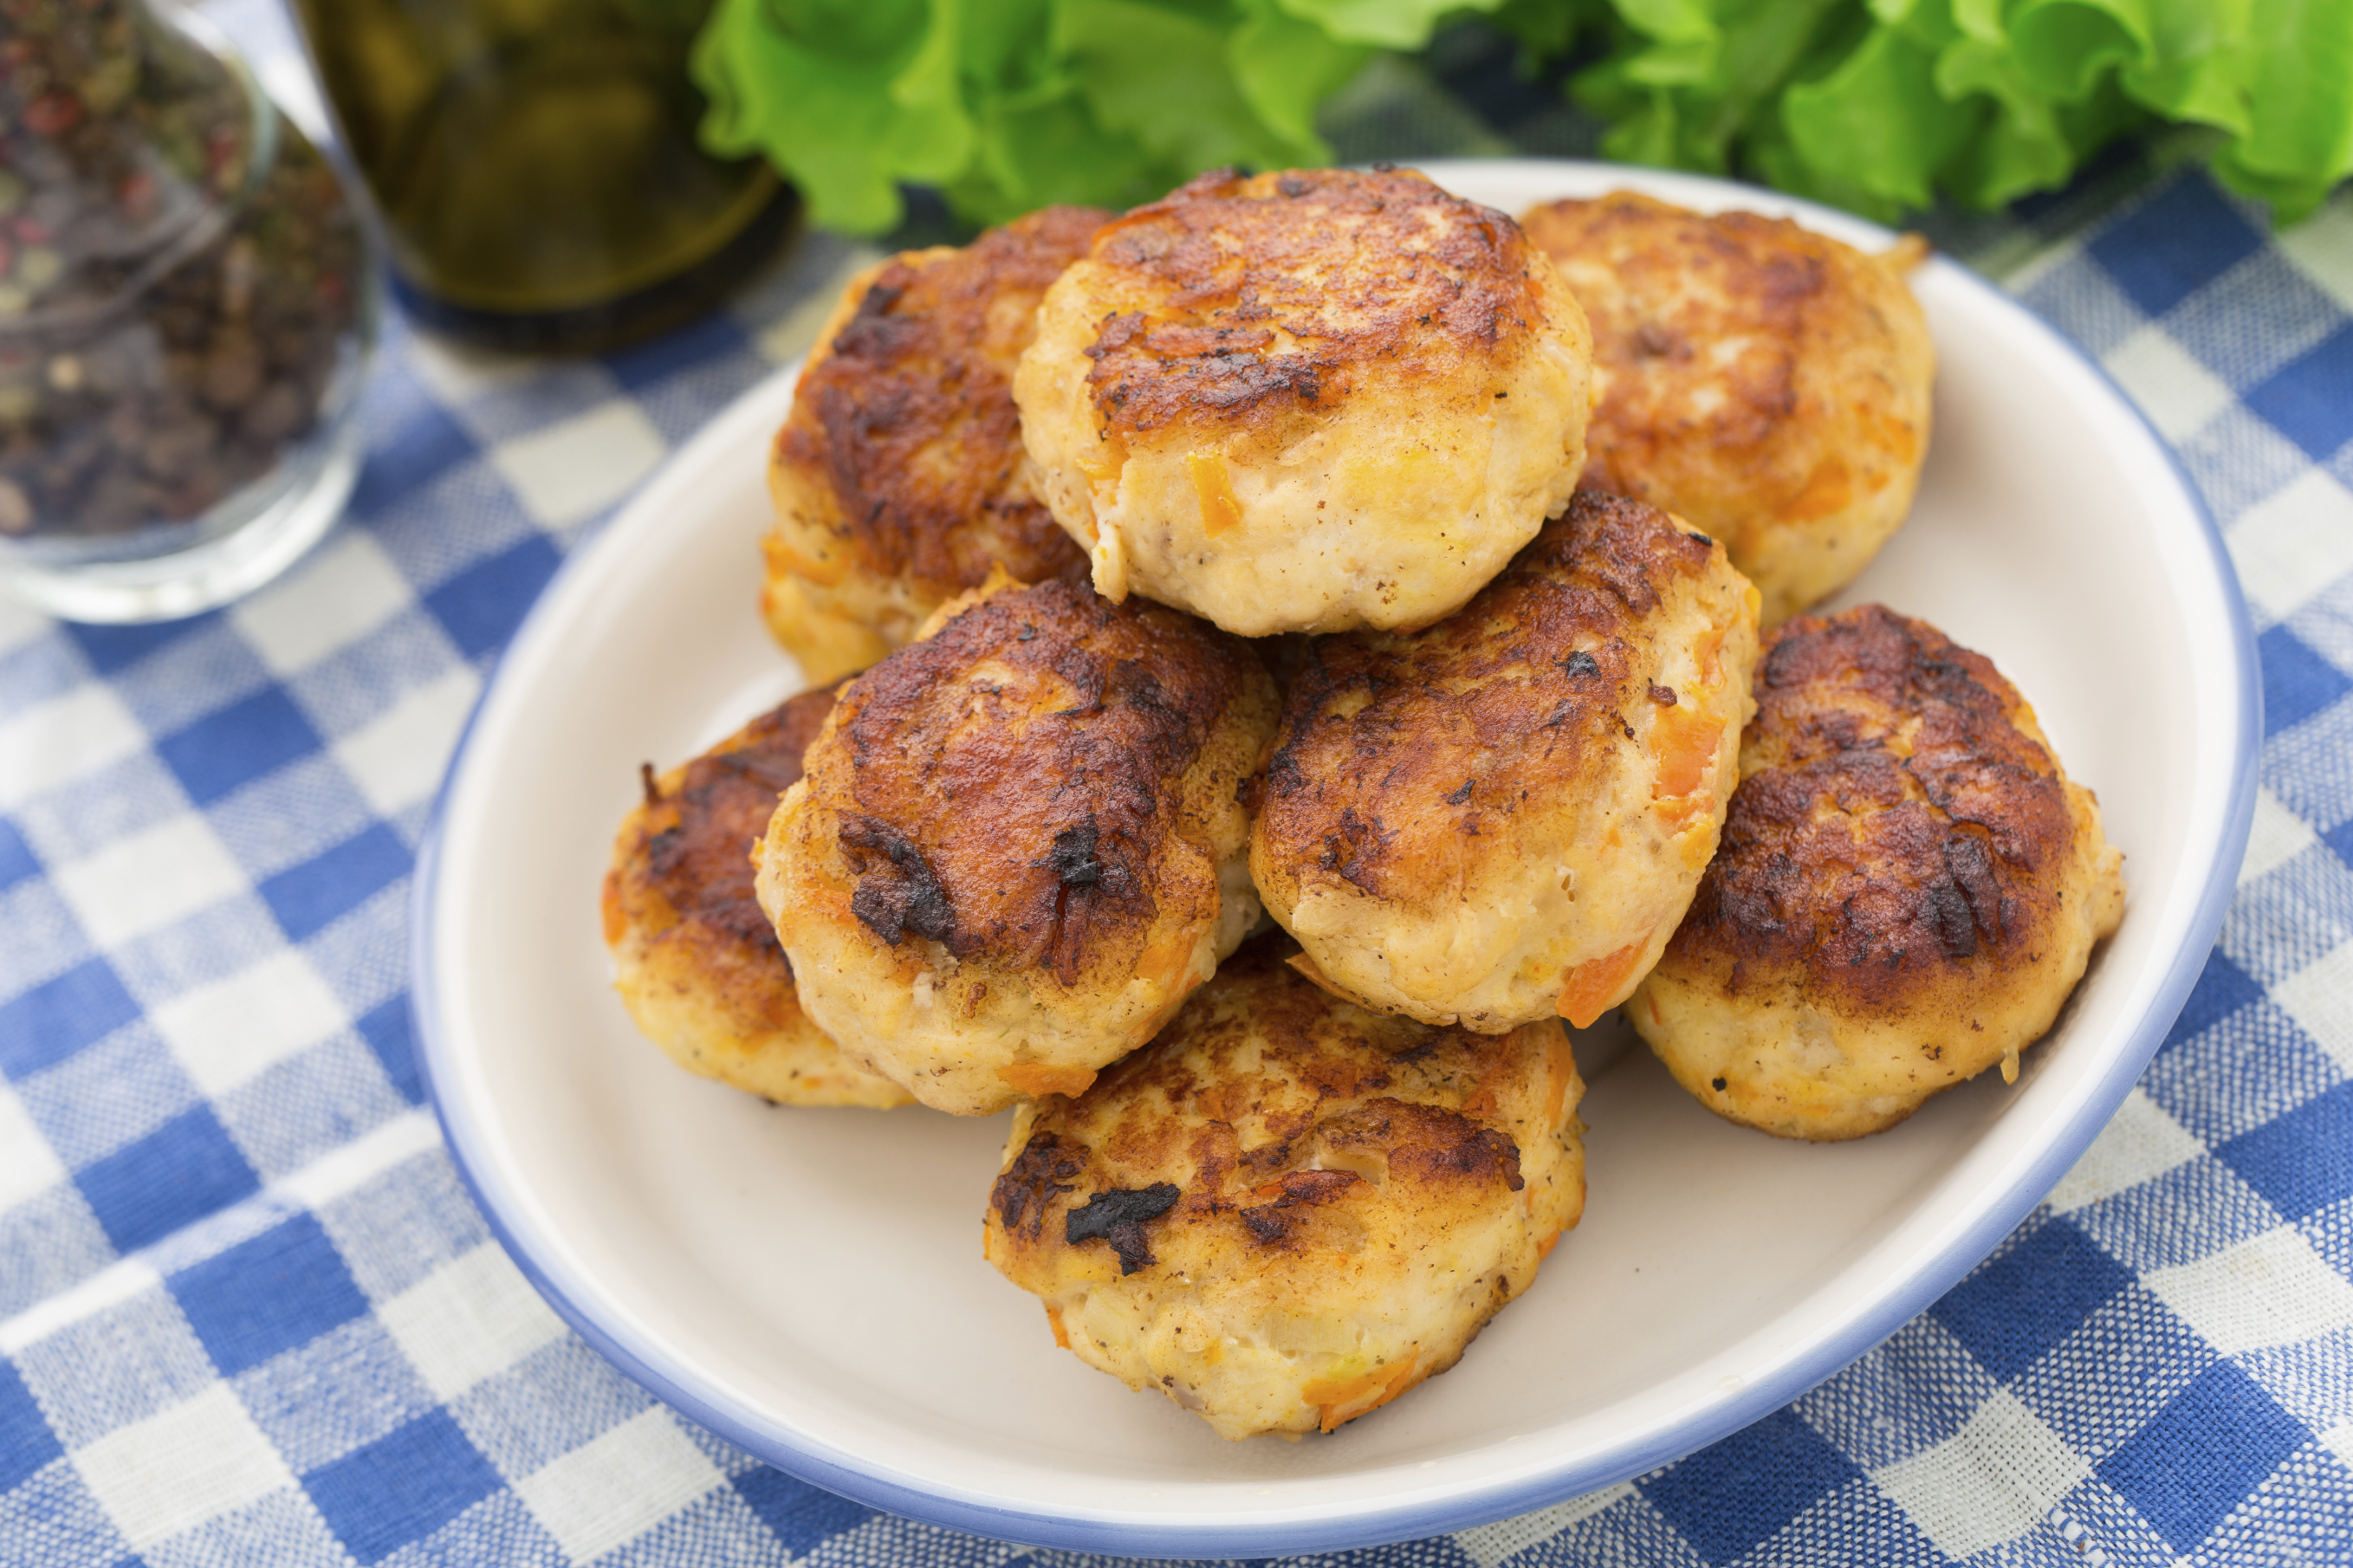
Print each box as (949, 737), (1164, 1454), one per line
(2223, 855), (2353, 985)
(373, 1488), (561, 1568)
(356, 997), (424, 1107)
(2158, 948), (2268, 1052)
(2097, 1361), (2309, 1552)
(1792, 1316), (1992, 1472)
(2084, 177), (2266, 318)
(157, 687), (326, 807)
(2267, 699), (2353, 833)
(2069, 1155), (2285, 1273)
(2260, 624), (2353, 736)
(1933, 1218), (2134, 1381)
(76, 1103), (258, 1253)
(1637, 1409), (1860, 1563)
(423, 535), (563, 661)
(2218, 1083), (2353, 1223)
(205, 755), (385, 886)
(733, 1468), (873, 1556)
(259, 825), (410, 943)
(305, 1410), (504, 1565)
(0, 956), (139, 1079)
(65, 616), (211, 677)
(0, 817), (39, 891)
(2247, 325), (2353, 462)
(171, 1213), (372, 1376)
(0, 1359), (62, 1496)
(348, 367), (483, 521)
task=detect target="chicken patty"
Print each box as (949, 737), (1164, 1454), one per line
(1521, 191), (1933, 627)
(1630, 606), (2125, 1140)
(762, 205), (1107, 682)
(753, 575), (1277, 1116)
(1015, 166), (1596, 638)
(1253, 491), (1760, 1033)
(602, 687), (912, 1109)
(983, 936), (1585, 1441)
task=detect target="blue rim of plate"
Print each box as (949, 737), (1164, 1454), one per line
(409, 160), (2262, 1558)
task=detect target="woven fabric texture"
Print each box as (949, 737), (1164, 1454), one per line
(4, 10), (2353, 1565)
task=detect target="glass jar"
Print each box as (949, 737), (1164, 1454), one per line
(0, 0), (375, 623)
(292, 0), (797, 353)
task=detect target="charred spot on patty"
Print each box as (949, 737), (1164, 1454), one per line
(993, 1130), (1086, 1241)
(1066, 1182), (1183, 1273)
(842, 815), (956, 947)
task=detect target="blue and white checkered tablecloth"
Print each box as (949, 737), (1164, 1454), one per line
(7, 8), (2353, 1562)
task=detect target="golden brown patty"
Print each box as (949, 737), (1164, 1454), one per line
(1252, 491), (1759, 1033)
(754, 576), (1277, 1115)
(603, 688), (912, 1109)
(762, 205), (1108, 681)
(1520, 192), (1933, 626)
(1015, 166), (1595, 637)
(1630, 606), (2125, 1140)
(983, 936), (1585, 1442)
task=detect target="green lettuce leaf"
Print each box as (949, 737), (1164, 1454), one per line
(695, 0), (2347, 236)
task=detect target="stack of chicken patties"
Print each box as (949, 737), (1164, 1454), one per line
(604, 166), (2119, 1442)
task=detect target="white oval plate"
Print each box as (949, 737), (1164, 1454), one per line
(412, 159), (2259, 1557)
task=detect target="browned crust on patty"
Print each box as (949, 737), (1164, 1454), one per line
(989, 936), (1549, 1265)
(771, 205), (1105, 598)
(1255, 491), (1723, 902)
(603, 687), (838, 1030)
(822, 577), (1265, 983)
(1668, 606), (2079, 1011)
(1079, 167), (1552, 445)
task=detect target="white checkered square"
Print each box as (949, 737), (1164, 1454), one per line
(1455, 1483), (1634, 1567)
(330, 664), (480, 819)
(2104, 323), (2237, 442)
(1870, 1390), (2088, 1559)
(49, 814), (245, 950)
(230, 533), (418, 679)
(377, 1244), (568, 1403)
(0, 686), (150, 813)
(489, 401), (667, 528)
(512, 1409), (723, 1565)
(2147, 1228), (2353, 1356)
(2243, 788), (2324, 886)
(2229, 471), (2353, 625)
(0, 1082), (67, 1215)
(2047, 1088), (2206, 1214)
(2279, 193), (2353, 314)
(70, 1385), (293, 1551)
(152, 949), (349, 1098)
(2273, 942), (2353, 1075)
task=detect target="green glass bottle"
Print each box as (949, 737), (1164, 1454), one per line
(292, 0), (796, 353)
